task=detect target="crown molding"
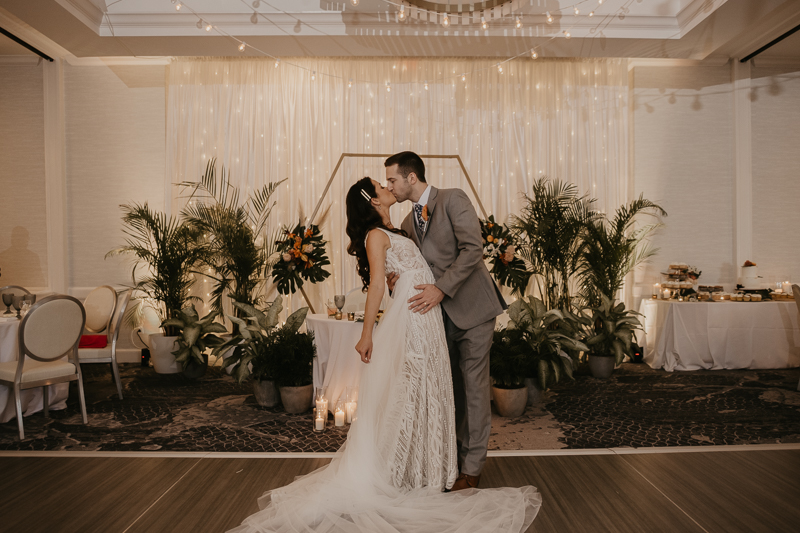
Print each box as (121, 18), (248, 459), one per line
(54, 0), (105, 34)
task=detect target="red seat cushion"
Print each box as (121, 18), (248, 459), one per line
(79, 335), (108, 349)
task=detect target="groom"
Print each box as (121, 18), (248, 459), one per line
(384, 151), (507, 491)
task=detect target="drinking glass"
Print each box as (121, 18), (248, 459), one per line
(326, 299), (337, 318)
(24, 294), (36, 306)
(12, 295), (24, 319)
(2, 293), (12, 315)
(334, 294), (346, 313)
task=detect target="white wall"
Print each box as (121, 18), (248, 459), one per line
(631, 61), (800, 307)
(64, 63), (167, 290)
(0, 62), (48, 289)
(750, 64), (800, 287)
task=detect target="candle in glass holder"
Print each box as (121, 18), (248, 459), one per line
(652, 283), (660, 299)
(345, 401), (356, 423)
(662, 288), (670, 300)
(334, 407), (345, 426)
(313, 408), (325, 432)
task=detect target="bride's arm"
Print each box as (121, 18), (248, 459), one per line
(355, 229), (390, 364)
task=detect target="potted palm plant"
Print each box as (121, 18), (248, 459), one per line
(576, 195), (665, 378)
(512, 177), (598, 312)
(490, 327), (533, 417)
(179, 159), (284, 323)
(162, 304), (227, 379)
(107, 202), (207, 374)
(216, 296), (314, 412)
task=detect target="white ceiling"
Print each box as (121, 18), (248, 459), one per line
(1, 0), (799, 63)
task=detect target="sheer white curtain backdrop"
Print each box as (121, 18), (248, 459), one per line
(166, 57), (630, 313)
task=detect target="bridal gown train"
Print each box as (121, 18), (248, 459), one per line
(229, 228), (541, 533)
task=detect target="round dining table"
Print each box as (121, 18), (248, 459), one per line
(0, 315), (69, 424)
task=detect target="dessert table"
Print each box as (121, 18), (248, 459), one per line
(0, 316), (69, 423)
(306, 314), (373, 411)
(638, 299), (800, 371)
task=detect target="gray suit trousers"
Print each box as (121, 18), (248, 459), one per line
(444, 311), (496, 477)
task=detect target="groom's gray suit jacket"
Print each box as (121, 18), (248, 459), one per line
(400, 186), (507, 330)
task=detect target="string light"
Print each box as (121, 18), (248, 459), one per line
(205, 22), (213, 31)
(531, 49), (538, 59)
(515, 16), (522, 29)
(350, 0), (359, 5)
(385, 81), (391, 92)
(424, 80), (429, 90)
(250, 12), (258, 24)
(461, 73), (466, 82)
(546, 11), (553, 24)
(348, 78), (352, 88)
(398, 5), (405, 20)
(175, 2), (182, 11)
(252, 0), (260, 7)
(238, 42), (246, 52)
(481, 16), (487, 29)
(574, 7), (580, 15)
(599, 0), (604, 4)
(274, 58), (280, 67)
(589, 11), (594, 17)
(497, 63), (503, 73)
(564, 30), (571, 39)
(311, 70), (316, 81)
(442, 13), (450, 27)
(196, 19), (203, 29)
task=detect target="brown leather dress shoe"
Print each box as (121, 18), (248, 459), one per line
(449, 473), (481, 491)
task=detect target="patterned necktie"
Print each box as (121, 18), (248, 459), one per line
(413, 203), (425, 232)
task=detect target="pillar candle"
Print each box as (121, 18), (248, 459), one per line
(334, 409), (345, 427)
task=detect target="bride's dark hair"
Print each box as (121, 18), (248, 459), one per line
(346, 177), (407, 291)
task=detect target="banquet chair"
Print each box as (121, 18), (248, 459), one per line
(79, 289), (132, 400)
(793, 284), (800, 391)
(343, 287), (368, 313)
(82, 285), (117, 334)
(0, 295), (88, 440)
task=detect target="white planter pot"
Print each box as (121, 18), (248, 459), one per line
(492, 386), (527, 417)
(149, 333), (181, 374)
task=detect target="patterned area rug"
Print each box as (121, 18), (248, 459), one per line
(1, 363), (798, 452)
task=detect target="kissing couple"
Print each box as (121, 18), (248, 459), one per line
(230, 152), (541, 533)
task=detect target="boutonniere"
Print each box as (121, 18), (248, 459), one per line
(421, 204), (429, 222)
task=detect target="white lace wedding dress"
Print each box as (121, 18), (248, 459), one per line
(229, 228), (541, 533)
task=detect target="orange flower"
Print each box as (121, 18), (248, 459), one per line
(486, 235), (494, 242)
(304, 228), (313, 238)
(421, 204), (429, 221)
(487, 223), (494, 228)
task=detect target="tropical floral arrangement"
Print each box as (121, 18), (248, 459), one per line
(272, 221), (331, 295)
(480, 215), (529, 296)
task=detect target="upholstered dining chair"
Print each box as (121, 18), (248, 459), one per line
(83, 285), (117, 334)
(78, 289), (132, 400)
(0, 295), (88, 440)
(793, 284), (800, 392)
(343, 287), (368, 313)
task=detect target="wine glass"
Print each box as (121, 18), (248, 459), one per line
(334, 294), (346, 314)
(12, 295), (24, 319)
(2, 293), (13, 315)
(326, 298), (337, 318)
(24, 294), (36, 306)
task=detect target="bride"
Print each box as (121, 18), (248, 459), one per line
(229, 177), (541, 533)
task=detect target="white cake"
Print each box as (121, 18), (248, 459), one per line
(741, 265), (763, 289)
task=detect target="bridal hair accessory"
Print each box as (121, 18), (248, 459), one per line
(360, 189), (373, 202)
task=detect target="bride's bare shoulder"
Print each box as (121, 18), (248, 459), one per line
(365, 228), (391, 248)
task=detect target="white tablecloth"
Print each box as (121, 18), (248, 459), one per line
(0, 316), (69, 423)
(638, 299), (800, 371)
(306, 314), (372, 412)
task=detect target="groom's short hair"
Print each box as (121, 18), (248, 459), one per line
(384, 151), (426, 183)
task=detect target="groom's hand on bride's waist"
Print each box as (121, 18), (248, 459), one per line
(409, 284), (444, 314)
(386, 272), (399, 293)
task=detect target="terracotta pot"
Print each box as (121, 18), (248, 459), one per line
(253, 379), (280, 408)
(492, 386), (527, 417)
(524, 378), (542, 406)
(149, 334), (181, 374)
(588, 354), (615, 379)
(279, 384), (313, 414)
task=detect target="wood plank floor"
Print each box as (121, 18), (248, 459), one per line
(1, 448), (798, 533)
